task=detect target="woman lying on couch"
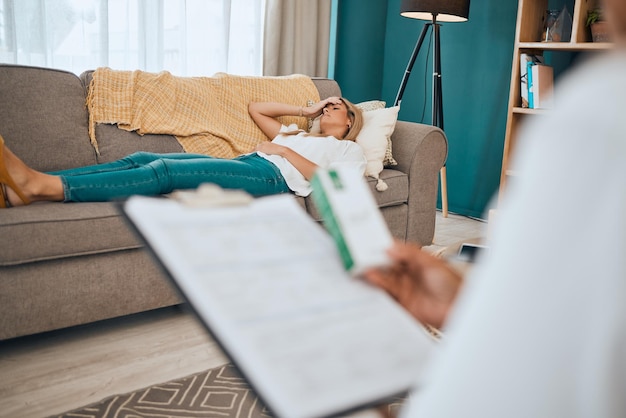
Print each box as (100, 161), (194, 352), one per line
(0, 97), (364, 208)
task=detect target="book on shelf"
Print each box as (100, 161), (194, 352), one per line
(122, 168), (436, 418)
(530, 63), (554, 109)
(520, 53), (543, 108)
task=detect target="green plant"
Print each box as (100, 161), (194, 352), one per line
(586, 8), (603, 26)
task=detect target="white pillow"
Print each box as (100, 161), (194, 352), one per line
(355, 106), (400, 190)
(354, 100), (398, 168)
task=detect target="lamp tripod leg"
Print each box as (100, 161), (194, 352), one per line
(394, 23), (431, 107)
(440, 167), (448, 218)
(394, 19), (449, 218)
(432, 22), (448, 217)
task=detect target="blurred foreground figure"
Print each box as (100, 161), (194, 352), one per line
(365, 0), (626, 416)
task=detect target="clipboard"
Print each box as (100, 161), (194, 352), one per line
(121, 185), (436, 418)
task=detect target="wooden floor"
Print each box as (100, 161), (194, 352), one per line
(0, 211), (486, 418)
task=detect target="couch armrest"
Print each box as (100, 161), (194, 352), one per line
(390, 121), (448, 245)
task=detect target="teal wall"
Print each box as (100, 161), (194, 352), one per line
(334, 0), (518, 219)
(334, 0), (389, 101)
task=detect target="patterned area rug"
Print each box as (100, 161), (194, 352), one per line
(52, 363), (405, 418)
(52, 363), (272, 418)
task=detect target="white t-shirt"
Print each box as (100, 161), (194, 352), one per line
(402, 51), (626, 417)
(256, 124), (366, 196)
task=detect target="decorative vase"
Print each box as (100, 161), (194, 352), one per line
(590, 21), (611, 42)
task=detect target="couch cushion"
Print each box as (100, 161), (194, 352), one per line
(94, 124), (184, 163)
(0, 203), (141, 266)
(311, 78), (341, 99)
(305, 168), (408, 221)
(0, 64), (97, 172)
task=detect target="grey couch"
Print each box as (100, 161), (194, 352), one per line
(0, 64), (448, 340)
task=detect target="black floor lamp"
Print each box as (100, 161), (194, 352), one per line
(394, 0), (470, 218)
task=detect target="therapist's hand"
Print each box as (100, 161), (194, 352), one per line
(363, 241), (463, 329)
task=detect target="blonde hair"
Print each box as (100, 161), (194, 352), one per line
(282, 97), (363, 141)
(340, 98), (363, 141)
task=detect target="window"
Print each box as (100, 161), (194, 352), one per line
(0, 0), (264, 77)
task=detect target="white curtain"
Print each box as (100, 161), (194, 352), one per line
(263, 0), (330, 77)
(0, 0), (264, 76)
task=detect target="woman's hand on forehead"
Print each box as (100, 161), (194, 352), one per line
(324, 97), (343, 106)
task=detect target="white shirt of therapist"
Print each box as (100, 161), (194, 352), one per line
(402, 51), (626, 417)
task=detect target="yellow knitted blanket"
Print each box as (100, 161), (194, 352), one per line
(86, 68), (320, 158)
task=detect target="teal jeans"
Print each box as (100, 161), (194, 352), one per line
(49, 152), (290, 202)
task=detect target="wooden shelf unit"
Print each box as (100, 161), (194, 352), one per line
(499, 0), (613, 198)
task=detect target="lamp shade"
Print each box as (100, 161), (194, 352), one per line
(400, 0), (470, 22)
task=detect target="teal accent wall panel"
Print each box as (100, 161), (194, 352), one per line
(334, 0), (388, 102)
(334, 0), (518, 219)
